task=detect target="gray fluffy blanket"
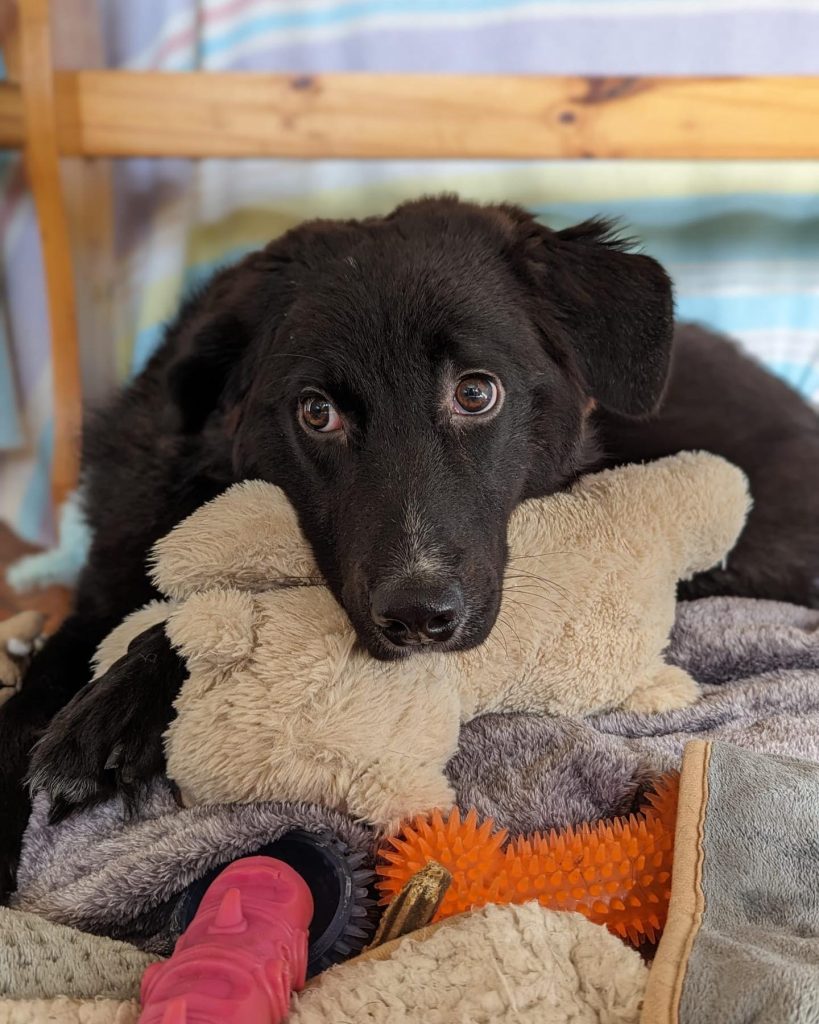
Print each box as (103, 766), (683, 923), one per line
(13, 597), (819, 953)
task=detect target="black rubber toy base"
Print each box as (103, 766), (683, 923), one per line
(178, 829), (378, 976)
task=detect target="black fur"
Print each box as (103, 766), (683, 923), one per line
(2, 196), (817, 899)
(27, 623), (186, 825)
(596, 322), (819, 606)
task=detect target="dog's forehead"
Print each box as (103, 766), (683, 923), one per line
(267, 213), (549, 395)
(284, 282), (525, 394)
(290, 231), (525, 345)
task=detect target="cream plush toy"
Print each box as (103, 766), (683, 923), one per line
(0, 610), (45, 708)
(93, 451), (750, 828)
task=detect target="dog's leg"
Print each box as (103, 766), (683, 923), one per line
(26, 622), (187, 827)
(596, 324), (819, 607)
(0, 613), (107, 902)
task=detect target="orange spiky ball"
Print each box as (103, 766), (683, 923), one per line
(377, 773), (679, 946)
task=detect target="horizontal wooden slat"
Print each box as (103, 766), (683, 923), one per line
(2, 72), (819, 158)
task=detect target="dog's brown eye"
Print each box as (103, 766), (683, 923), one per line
(453, 376), (498, 416)
(299, 393), (342, 433)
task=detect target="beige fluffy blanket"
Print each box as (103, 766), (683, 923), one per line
(0, 902), (646, 1024)
(0, 908), (152, 1024)
(292, 903), (647, 1024)
(0, 999), (138, 1024)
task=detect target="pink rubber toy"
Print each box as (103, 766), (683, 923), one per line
(138, 856), (313, 1024)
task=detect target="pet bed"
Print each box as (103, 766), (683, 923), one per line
(11, 596), (819, 952)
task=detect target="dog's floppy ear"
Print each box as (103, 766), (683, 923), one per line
(513, 214), (674, 416)
(162, 247), (295, 434)
(164, 309), (251, 434)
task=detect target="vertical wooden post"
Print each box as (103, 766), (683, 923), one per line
(0, 1), (21, 80)
(18, 0), (83, 511)
(55, 0), (116, 407)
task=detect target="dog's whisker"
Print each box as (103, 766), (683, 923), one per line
(488, 615), (512, 660)
(488, 618), (510, 660)
(502, 590), (564, 614)
(502, 583), (567, 613)
(503, 598), (564, 619)
(508, 551), (581, 560)
(506, 567), (571, 591)
(497, 610), (525, 660)
(508, 550), (593, 569)
(503, 576), (566, 594)
(500, 596), (539, 634)
(503, 569), (573, 599)
(503, 577), (563, 593)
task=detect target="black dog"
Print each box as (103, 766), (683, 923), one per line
(2, 196), (818, 900)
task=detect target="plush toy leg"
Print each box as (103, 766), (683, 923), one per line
(349, 763), (456, 833)
(166, 589), (257, 670)
(621, 664), (699, 714)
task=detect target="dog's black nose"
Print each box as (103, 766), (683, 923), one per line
(370, 583), (464, 647)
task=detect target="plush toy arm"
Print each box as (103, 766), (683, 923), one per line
(150, 480), (319, 601)
(646, 452), (751, 578)
(576, 452), (750, 578)
(165, 589), (258, 669)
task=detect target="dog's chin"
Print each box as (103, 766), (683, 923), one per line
(352, 611), (499, 662)
(361, 633), (416, 662)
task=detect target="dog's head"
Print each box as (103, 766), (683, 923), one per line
(166, 197), (673, 659)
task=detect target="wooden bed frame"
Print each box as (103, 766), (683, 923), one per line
(2, 0), (818, 509)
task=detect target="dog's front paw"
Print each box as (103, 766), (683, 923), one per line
(27, 622), (186, 823)
(623, 665), (700, 715)
(27, 675), (165, 823)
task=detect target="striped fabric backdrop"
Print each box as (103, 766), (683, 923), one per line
(1, 0), (818, 547)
